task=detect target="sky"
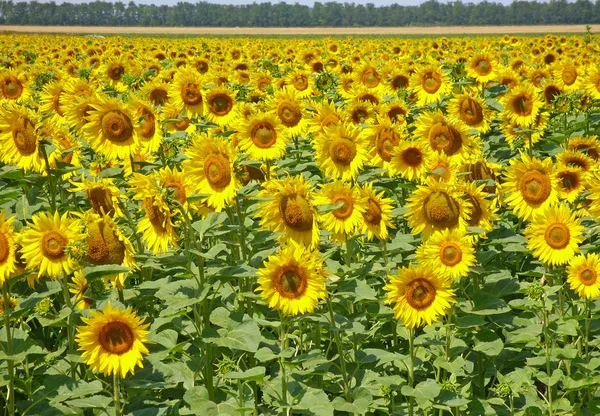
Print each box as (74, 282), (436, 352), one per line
(11, 0), (534, 6)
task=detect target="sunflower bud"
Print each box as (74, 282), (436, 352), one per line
(35, 297), (53, 317)
(495, 382), (512, 398)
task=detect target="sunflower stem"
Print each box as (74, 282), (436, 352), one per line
(234, 195), (248, 262)
(113, 372), (122, 416)
(2, 282), (16, 416)
(528, 133), (533, 158)
(344, 233), (352, 267)
(41, 142), (57, 212)
(326, 296), (352, 403)
(265, 160), (272, 181)
(279, 313), (289, 412)
(408, 327), (415, 416)
(585, 298), (591, 363)
(119, 200), (143, 261)
(61, 273), (76, 378)
(542, 295), (554, 416)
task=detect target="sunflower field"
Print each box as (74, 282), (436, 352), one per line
(1, 32), (600, 416)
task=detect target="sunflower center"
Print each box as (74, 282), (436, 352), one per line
(332, 195), (354, 220)
(459, 97), (484, 125)
(203, 153), (231, 189)
(405, 278), (437, 310)
(108, 64), (125, 81)
(181, 82), (203, 106)
(250, 122), (277, 148)
(422, 71), (442, 94)
(559, 171), (579, 191)
(139, 108), (156, 139)
(12, 116), (37, 155)
(465, 195), (482, 227)
(279, 194), (314, 232)
(475, 59), (492, 76)
(275, 266), (308, 299)
(562, 67), (577, 86)
(322, 115), (340, 129)
(580, 268), (597, 285)
(351, 107), (368, 124)
(544, 223), (570, 249)
(143, 198), (166, 228)
(0, 231), (9, 264)
(88, 187), (115, 217)
(329, 137), (357, 166)
(174, 116), (191, 131)
(149, 88), (168, 106)
(362, 69), (380, 88)
(512, 94), (533, 116)
(101, 110), (134, 144)
(166, 181), (187, 204)
(544, 85), (561, 104)
(429, 123), (462, 156)
(518, 170), (551, 205)
(423, 191), (460, 229)
(41, 231), (67, 260)
(388, 106), (407, 123)
(363, 198), (382, 226)
(52, 91), (64, 116)
(86, 222), (126, 266)
(376, 129), (398, 162)
(210, 94), (233, 116)
(278, 103), (301, 127)
(440, 243), (462, 266)
(565, 157), (587, 170)
(3, 76), (23, 100)
(99, 321), (134, 355)
(392, 75), (409, 90)
(293, 75), (308, 91)
(402, 147), (424, 167)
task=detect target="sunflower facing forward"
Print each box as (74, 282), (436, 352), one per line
(567, 253), (600, 299)
(416, 228), (475, 280)
(76, 301), (150, 378)
(255, 244), (328, 316)
(238, 113), (289, 162)
(314, 123), (369, 181)
(385, 263), (455, 329)
(0, 213), (17, 283)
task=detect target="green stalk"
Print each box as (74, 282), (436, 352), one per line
(40, 143), (57, 212)
(280, 313), (289, 412)
(408, 327), (415, 416)
(113, 373), (122, 416)
(585, 299), (591, 362)
(344, 233), (352, 267)
(327, 297), (351, 403)
(61, 273), (76, 378)
(234, 195), (248, 262)
(2, 282), (15, 416)
(543, 297), (553, 416)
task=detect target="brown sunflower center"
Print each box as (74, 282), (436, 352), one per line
(143, 198), (166, 229)
(459, 97), (484, 125)
(558, 171), (579, 191)
(565, 157), (587, 170)
(511, 93), (533, 116)
(376, 129), (399, 162)
(149, 87), (168, 106)
(101, 110), (134, 144)
(181, 82), (203, 106)
(99, 321), (134, 355)
(87, 187), (115, 217)
(429, 123), (462, 156)
(580, 268), (597, 285)
(465, 194), (483, 227)
(139, 108), (156, 139)
(422, 71), (442, 94)
(544, 85), (562, 104)
(277, 102), (302, 128)
(362, 69), (380, 88)
(250, 122), (277, 149)
(279, 194), (314, 232)
(332, 195), (354, 220)
(423, 191), (460, 229)
(52, 91), (64, 116)
(85, 222), (127, 266)
(12, 116), (37, 155)
(0, 231), (9, 264)
(388, 106), (407, 123)
(401, 147), (424, 167)
(107, 64), (125, 81)
(203, 153), (231, 189)
(351, 106), (369, 124)
(518, 170), (551, 205)
(363, 198), (382, 226)
(329, 137), (357, 166)
(475, 59), (492, 76)
(293, 74), (308, 91)
(210, 93), (233, 116)
(166, 181), (187, 204)
(544, 223), (570, 249)
(3, 76), (24, 100)
(405, 278), (437, 310)
(392, 74), (409, 90)
(41, 231), (67, 260)
(275, 266), (308, 299)
(440, 243), (462, 266)
(562, 67), (577, 86)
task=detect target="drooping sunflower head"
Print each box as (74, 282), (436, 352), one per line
(384, 263), (455, 329)
(255, 244), (328, 316)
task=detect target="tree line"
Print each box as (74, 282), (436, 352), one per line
(0, 0), (599, 27)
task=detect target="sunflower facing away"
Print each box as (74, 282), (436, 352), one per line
(76, 301), (150, 378)
(384, 263), (455, 329)
(70, 176), (123, 217)
(567, 253), (600, 299)
(20, 211), (85, 279)
(255, 244), (328, 316)
(416, 228), (475, 280)
(255, 175), (320, 248)
(524, 203), (583, 266)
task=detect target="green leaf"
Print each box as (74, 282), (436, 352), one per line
(82, 264), (130, 279)
(473, 330), (504, 356)
(468, 292), (510, 315)
(66, 395), (112, 409)
(563, 373), (599, 391)
(223, 366), (265, 382)
(401, 379), (441, 401)
(191, 212), (228, 241)
(183, 387), (219, 416)
(204, 313), (262, 353)
(295, 387), (334, 416)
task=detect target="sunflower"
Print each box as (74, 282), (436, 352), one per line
(255, 244), (328, 316)
(346, 99), (375, 126)
(64, 94), (99, 135)
(582, 66), (600, 100)
(495, 66), (520, 91)
(541, 82), (563, 105)
(447, 93), (492, 133)
(308, 100), (344, 136)
(458, 181), (498, 240)
(256, 175), (320, 248)
(183, 135), (240, 212)
(524, 203), (583, 266)
(567, 253), (600, 299)
(0, 69), (30, 102)
(384, 263), (455, 329)
(162, 102), (196, 135)
(238, 113), (289, 162)
(314, 123), (369, 181)
(415, 111), (473, 162)
(466, 53), (496, 84)
(389, 140), (432, 183)
(501, 84), (543, 127)
(69, 270), (93, 310)
(554, 60), (581, 92)
(459, 157), (501, 194)
(44, 123), (83, 179)
(169, 67), (205, 117)
(416, 229), (475, 280)
(0, 213), (17, 283)
(355, 60), (383, 91)
(367, 117), (403, 171)
(38, 80), (65, 122)
(427, 153), (461, 184)
(358, 182), (396, 241)
(555, 165), (587, 203)
(204, 86), (237, 126)
(141, 80), (170, 106)
(99, 57), (129, 89)
(567, 136), (600, 161)
(405, 179), (471, 239)
(70, 176), (123, 217)
(154, 165), (196, 213)
(131, 96), (162, 154)
(501, 112), (548, 150)
(268, 87), (307, 137)
(285, 69), (313, 98)
(0, 104), (45, 173)
(20, 211), (85, 279)
(0, 295), (18, 315)
(556, 150), (595, 173)
(76, 301), (150, 378)
(82, 96), (140, 161)
(411, 64), (451, 106)
(378, 101), (409, 125)
(502, 153), (559, 221)
(313, 180), (367, 243)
